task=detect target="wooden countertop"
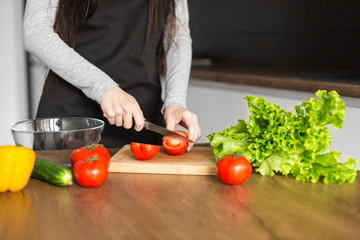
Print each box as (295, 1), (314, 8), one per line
(190, 64), (360, 98)
(1, 148), (360, 240)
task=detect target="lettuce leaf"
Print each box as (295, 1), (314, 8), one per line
(207, 90), (357, 184)
(207, 120), (252, 161)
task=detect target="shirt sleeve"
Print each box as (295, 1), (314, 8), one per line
(162, 0), (192, 112)
(23, 0), (118, 104)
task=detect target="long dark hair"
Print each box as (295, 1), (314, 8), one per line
(50, 0), (176, 80)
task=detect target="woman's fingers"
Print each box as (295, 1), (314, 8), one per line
(133, 109), (145, 131)
(100, 87), (145, 131)
(181, 112), (201, 151)
(164, 105), (202, 151)
(120, 104), (132, 129)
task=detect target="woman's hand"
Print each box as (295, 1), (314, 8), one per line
(100, 87), (144, 131)
(164, 105), (201, 151)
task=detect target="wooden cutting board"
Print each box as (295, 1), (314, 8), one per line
(109, 145), (217, 175)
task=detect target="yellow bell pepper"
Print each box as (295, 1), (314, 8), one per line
(0, 145), (36, 192)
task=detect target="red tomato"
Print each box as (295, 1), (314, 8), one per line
(73, 157), (108, 188)
(71, 144), (110, 167)
(130, 142), (161, 160)
(162, 130), (189, 155)
(217, 154), (252, 185)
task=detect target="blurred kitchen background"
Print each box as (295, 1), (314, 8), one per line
(1, 0), (360, 166)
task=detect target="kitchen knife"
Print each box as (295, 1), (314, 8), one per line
(144, 120), (194, 143)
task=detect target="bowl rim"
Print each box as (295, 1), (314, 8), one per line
(10, 117), (105, 133)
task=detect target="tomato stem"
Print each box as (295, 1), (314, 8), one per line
(85, 143), (102, 151)
(86, 156), (98, 163)
(232, 153), (243, 158)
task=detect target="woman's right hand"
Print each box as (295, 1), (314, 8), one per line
(100, 87), (145, 131)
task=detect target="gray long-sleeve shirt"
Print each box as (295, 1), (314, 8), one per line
(23, 0), (192, 111)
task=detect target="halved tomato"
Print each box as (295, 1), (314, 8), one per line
(162, 130), (188, 155)
(130, 142), (161, 160)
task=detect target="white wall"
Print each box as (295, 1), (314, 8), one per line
(187, 79), (360, 169)
(0, 0), (28, 145)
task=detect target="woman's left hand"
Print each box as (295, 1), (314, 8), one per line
(164, 105), (201, 151)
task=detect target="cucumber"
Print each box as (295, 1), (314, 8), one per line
(31, 158), (73, 186)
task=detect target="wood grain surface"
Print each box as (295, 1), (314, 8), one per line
(1, 148), (360, 240)
(109, 145), (217, 175)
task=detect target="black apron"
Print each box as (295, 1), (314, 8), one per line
(37, 0), (166, 148)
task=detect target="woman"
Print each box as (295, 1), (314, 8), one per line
(23, 0), (201, 149)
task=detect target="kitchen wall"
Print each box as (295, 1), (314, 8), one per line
(189, 0), (360, 71)
(0, 0), (28, 145)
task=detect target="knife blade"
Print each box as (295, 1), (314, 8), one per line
(144, 120), (194, 143)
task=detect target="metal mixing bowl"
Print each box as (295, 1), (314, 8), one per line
(11, 117), (104, 150)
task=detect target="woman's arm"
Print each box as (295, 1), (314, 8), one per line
(23, 0), (144, 131)
(163, 0), (201, 148)
(23, 0), (118, 104)
(162, 0), (192, 112)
